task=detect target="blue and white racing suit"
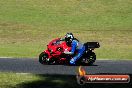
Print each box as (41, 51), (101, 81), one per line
(69, 40), (85, 64)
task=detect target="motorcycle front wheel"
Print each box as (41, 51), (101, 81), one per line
(39, 52), (49, 64)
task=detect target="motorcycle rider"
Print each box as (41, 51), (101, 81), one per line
(63, 33), (85, 65)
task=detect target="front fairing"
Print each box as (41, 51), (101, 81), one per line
(46, 38), (71, 57)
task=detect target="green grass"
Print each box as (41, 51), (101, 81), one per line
(0, 72), (78, 88)
(0, 0), (132, 59)
(0, 72), (40, 88)
(0, 72), (131, 88)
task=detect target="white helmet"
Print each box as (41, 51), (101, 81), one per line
(65, 33), (74, 44)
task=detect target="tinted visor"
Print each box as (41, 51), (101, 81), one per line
(65, 37), (73, 44)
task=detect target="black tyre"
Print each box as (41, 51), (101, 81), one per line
(82, 52), (96, 65)
(39, 52), (49, 64)
(88, 52), (96, 65)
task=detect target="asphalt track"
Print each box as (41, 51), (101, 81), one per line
(0, 58), (132, 75)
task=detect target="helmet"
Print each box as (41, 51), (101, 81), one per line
(65, 33), (74, 45)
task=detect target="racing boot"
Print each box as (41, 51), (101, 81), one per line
(70, 58), (76, 65)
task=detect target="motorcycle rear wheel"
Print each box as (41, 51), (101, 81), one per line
(83, 52), (96, 65)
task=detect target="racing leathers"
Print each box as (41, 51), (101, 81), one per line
(64, 39), (85, 65)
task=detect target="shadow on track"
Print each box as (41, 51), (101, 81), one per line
(64, 63), (98, 66)
(48, 63), (99, 66)
(16, 74), (131, 88)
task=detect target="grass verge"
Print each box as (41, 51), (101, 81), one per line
(0, 72), (131, 88)
(0, 0), (132, 59)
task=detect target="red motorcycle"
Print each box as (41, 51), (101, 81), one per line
(39, 38), (100, 65)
